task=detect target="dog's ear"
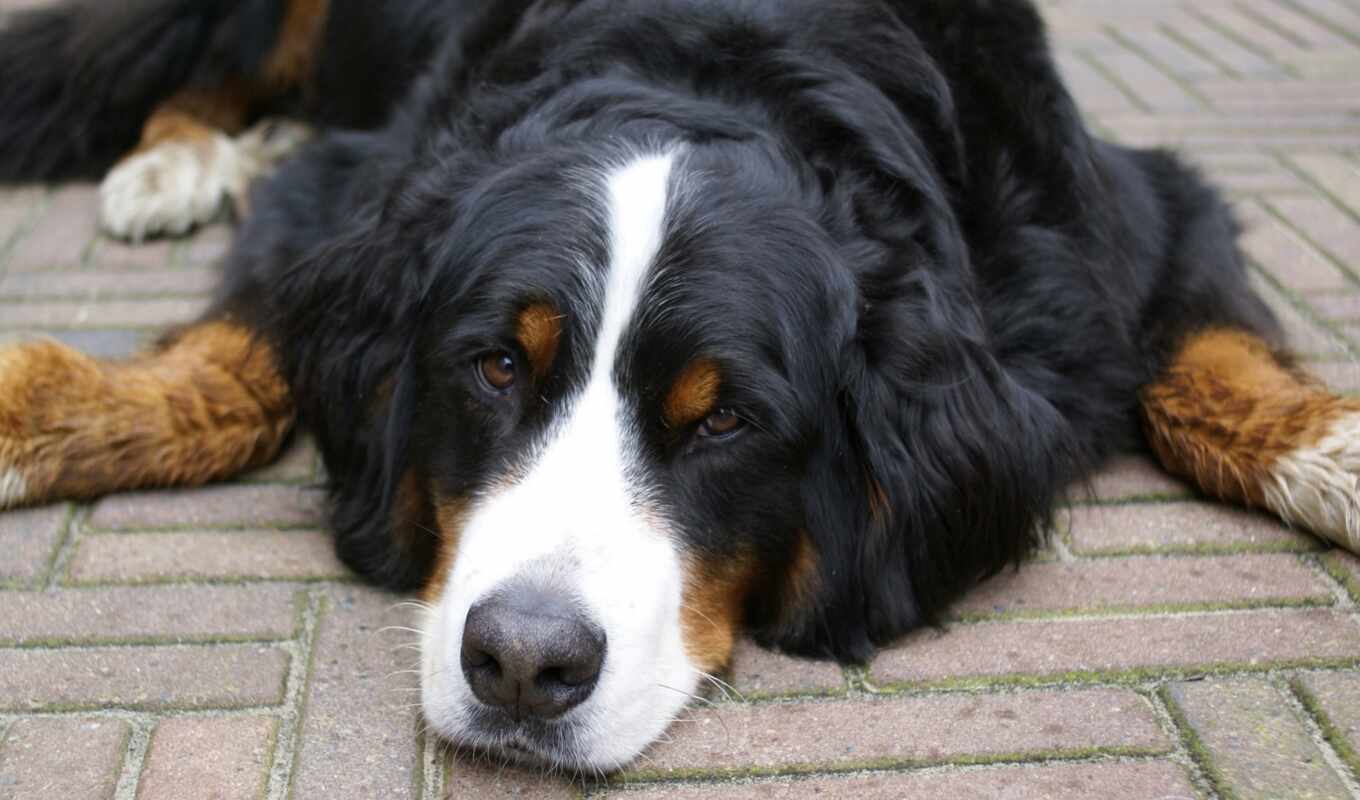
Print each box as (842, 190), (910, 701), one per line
(761, 259), (1073, 663)
(265, 205), (439, 592)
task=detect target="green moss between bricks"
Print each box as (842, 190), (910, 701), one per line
(614, 744), (1169, 784)
(949, 595), (1333, 624)
(1073, 538), (1324, 558)
(866, 657), (1360, 694)
(1289, 677), (1360, 779)
(1320, 552), (1360, 603)
(1156, 684), (1237, 800)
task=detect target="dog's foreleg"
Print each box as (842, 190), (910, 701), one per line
(1141, 328), (1360, 553)
(0, 320), (293, 509)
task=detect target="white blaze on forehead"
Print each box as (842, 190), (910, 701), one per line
(422, 150), (696, 771)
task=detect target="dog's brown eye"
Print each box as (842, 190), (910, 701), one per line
(478, 351), (517, 392)
(699, 408), (743, 438)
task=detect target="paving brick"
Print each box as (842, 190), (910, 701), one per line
(0, 268), (217, 300)
(1168, 678), (1349, 799)
(1239, 199), (1354, 292)
(726, 640), (846, 697)
(67, 530), (347, 584)
(954, 553), (1331, 619)
(0, 328), (152, 359)
(0, 584), (301, 646)
(0, 297), (209, 329)
(238, 435), (319, 484)
(1117, 27), (1222, 81)
(1249, 270), (1351, 358)
(630, 688), (1167, 776)
(1323, 549), (1360, 601)
(89, 484), (324, 530)
(4, 185), (97, 272)
(0, 718), (129, 800)
(1074, 454), (1190, 501)
(1067, 502), (1315, 555)
(0, 504), (67, 585)
(137, 716), (277, 800)
(1052, 51), (1137, 113)
(1288, 153), (1360, 219)
(0, 643), (288, 711)
(1298, 672), (1360, 769)
(1307, 359), (1360, 394)
(1163, 11), (1287, 77)
(1264, 0), (1360, 45)
(291, 587), (422, 800)
(445, 754), (579, 799)
(85, 236), (175, 271)
(870, 609), (1360, 687)
(1083, 43), (1203, 112)
(0, 186), (42, 246)
(1264, 195), (1360, 278)
(1303, 292), (1360, 322)
(609, 760), (1197, 799)
(180, 224), (235, 267)
(1201, 82), (1360, 114)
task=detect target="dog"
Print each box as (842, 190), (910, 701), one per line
(2, 0), (1359, 773)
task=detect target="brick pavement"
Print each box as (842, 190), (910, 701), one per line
(3, 0), (1360, 797)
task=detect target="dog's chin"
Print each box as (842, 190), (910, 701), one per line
(426, 702), (664, 775)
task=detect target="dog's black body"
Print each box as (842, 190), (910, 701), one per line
(0, 0), (1286, 767)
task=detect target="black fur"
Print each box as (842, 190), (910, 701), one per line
(1, 0), (1280, 664)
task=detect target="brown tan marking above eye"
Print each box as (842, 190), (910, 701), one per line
(516, 302), (564, 380)
(664, 357), (722, 429)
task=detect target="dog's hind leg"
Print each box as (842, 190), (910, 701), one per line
(0, 319), (293, 510)
(1141, 327), (1360, 552)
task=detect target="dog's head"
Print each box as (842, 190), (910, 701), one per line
(270, 31), (1071, 771)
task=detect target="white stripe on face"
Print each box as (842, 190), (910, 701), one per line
(422, 151), (698, 770)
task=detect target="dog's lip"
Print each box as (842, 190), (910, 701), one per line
(456, 705), (584, 768)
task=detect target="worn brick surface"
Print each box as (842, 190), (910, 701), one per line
(290, 587), (422, 800)
(631, 688), (1167, 776)
(0, 584), (301, 645)
(137, 716), (278, 800)
(68, 530), (347, 584)
(726, 639), (847, 697)
(0, 504), (66, 585)
(1075, 454), (1190, 502)
(0, 718), (129, 800)
(1299, 672), (1360, 768)
(954, 553), (1331, 618)
(609, 760), (1197, 799)
(1067, 502), (1316, 555)
(871, 610), (1360, 687)
(0, 644), (288, 711)
(1169, 678), (1350, 800)
(1, 1), (1360, 797)
(88, 484), (324, 530)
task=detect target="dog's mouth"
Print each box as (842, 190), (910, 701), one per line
(450, 704), (596, 771)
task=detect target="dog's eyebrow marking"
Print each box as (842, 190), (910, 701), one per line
(516, 303), (564, 380)
(664, 358), (721, 428)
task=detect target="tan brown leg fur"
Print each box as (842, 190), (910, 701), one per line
(0, 321), (294, 509)
(1141, 328), (1360, 552)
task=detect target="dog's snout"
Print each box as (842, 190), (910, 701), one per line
(460, 589), (605, 721)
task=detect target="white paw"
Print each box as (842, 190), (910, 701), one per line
(1265, 411), (1360, 553)
(0, 467), (27, 510)
(99, 134), (243, 241)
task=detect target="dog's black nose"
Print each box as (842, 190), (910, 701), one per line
(460, 589), (605, 721)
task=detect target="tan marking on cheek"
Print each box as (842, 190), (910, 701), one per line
(516, 303), (563, 380)
(421, 495), (470, 603)
(261, 0), (331, 89)
(681, 552), (755, 673)
(664, 358), (721, 429)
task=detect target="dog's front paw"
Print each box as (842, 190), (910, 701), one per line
(98, 133), (244, 241)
